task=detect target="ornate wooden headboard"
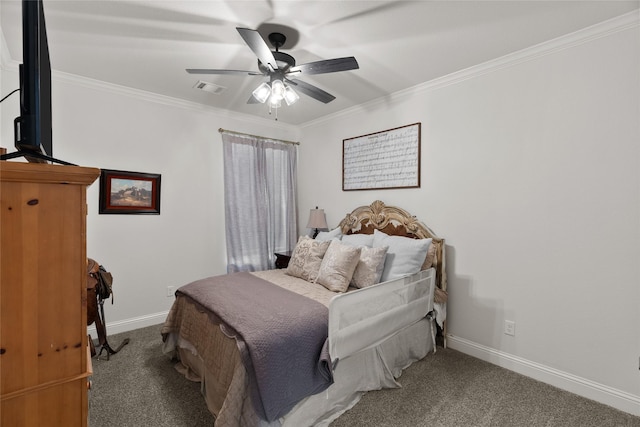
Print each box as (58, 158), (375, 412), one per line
(338, 200), (447, 302)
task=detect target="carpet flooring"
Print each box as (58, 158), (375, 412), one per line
(88, 324), (640, 427)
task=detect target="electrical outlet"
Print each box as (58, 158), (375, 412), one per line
(504, 320), (516, 336)
(166, 286), (175, 297)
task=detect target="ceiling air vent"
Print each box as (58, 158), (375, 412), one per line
(193, 80), (226, 95)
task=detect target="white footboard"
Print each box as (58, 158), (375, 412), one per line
(328, 268), (436, 366)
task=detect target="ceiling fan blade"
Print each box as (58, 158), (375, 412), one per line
(186, 69), (263, 76)
(236, 27), (278, 71)
(286, 79), (336, 104)
(288, 57), (359, 75)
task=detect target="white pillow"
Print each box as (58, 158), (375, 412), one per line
(351, 246), (388, 289)
(341, 233), (374, 247)
(373, 229), (432, 282)
(315, 227), (343, 241)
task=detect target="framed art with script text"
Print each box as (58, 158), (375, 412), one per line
(343, 122), (421, 191)
(99, 169), (161, 214)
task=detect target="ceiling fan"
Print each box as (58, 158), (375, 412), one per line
(187, 27), (359, 111)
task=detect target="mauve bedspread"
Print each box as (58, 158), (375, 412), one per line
(174, 272), (333, 422)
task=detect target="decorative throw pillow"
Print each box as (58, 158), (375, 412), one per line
(315, 227), (343, 242)
(316, 240), (362, 292)
(341, 233), (374, 247)
(351, 245), (388, 289)
(285, 236), (331, 282)
(423, 241), (436, 269)
(373, 229), (432, 282)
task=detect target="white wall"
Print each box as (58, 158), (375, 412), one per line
(2, 12), (638, 417)
(298, 16), (640, 415)
(0, 23), (9, 151)
(0, 64), (300, 331)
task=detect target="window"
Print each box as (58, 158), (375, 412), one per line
(221, 131), (298, 272)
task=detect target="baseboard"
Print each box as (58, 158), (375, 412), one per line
(447, 334), (640, 417)
(88, 310), (169, 338)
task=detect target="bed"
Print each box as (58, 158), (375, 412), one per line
(161, 200), (447, 426)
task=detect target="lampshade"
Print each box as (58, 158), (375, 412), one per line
(283, 85), (300, 106)
(251, 80), (299, 112)
(252, 82), (271, 103)
(269, 96), (282, 109)
(306, 207), (328, 230)
(271, 79), (285, 100)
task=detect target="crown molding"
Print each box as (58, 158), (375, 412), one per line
(2, 10), (637, 131)
(0, 53), (296, 132)
(410, 9), (640, 95)
(301, 9), (639, 128)
(50, 70), (297, 130)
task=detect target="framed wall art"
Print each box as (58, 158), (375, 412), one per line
(99, 169), (161, 214)
(343, 122), (421, 191)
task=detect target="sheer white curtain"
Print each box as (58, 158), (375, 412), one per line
(221, 131), (298, 272)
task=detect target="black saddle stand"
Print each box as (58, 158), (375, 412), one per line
(96, 339), (130, 361)
(96, 300), (130, 361)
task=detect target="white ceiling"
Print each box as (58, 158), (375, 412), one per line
(1, 1), (638, 125)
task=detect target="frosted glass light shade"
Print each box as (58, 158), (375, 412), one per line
(269, 97), (282, 108)
(271, 79), (285, 99)
(284, 86), (300, 106)
(252, 82), (271, 103)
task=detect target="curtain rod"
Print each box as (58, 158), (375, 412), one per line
(218, 128), (300, 145)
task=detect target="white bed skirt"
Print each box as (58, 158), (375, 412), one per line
(273, 316), (434, 427)
(170, 316), (434, 426)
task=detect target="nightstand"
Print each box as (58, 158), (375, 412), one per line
(274, 251), (292, 269)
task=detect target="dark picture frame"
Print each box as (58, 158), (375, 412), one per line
(343, 122), (421, 191)
(99, 169), (161, 214)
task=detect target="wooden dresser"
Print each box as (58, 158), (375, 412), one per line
(0, 162), (100, 427)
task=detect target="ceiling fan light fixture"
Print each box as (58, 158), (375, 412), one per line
(186, 27), (359, 119)
(283, 85), (300, 106)
(252, 82), (271, 103)
(271, 79), (285, 99)
(269, 96), (282, 109)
